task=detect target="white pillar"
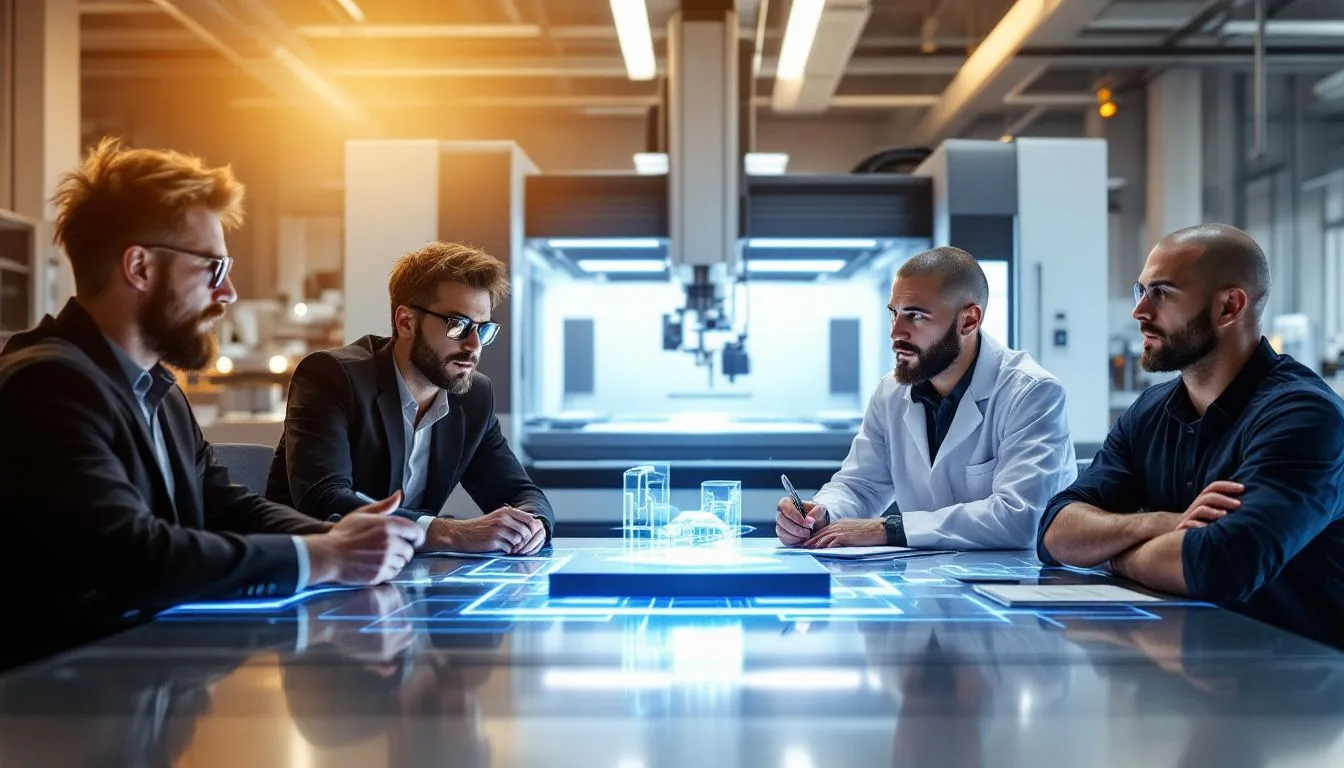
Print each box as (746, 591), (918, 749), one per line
(1145, 69), (1203, 248)
(11, 0), (80, 317)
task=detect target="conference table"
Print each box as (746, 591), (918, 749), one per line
(2, 538), (1342, 767)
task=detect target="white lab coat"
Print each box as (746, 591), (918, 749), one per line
(812, 333), (1077, 550)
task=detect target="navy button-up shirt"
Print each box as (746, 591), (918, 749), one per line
(1039, 338), (1344, 649)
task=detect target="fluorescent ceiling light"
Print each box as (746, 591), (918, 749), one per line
(777, 0), (826, 81)
(745, 152), (789, 175)
(1222, 20), (1344, 37)
(609, 0), (656, 81)
(748, 238), (878, 249)
(634, 152), (669, 175)
(747, 259), (848, 273)
(576, 259), (668, 273)
(548, 238), (662, 249)
(333, 0), (366, 23)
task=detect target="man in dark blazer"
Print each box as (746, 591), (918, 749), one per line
(0, 138), (423, 669)
(267, 242), (554, 554)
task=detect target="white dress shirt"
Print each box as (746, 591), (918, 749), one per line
(392, 362), (451, 531)
(812, 333), (1078, 550)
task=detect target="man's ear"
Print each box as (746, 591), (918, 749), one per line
(962, 304), (984, 336)
(1215, 287), (1248, 329)
(392, 305), (416, 341)
(124, 246), (153, 292)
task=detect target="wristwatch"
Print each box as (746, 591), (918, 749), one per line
(882, 512), (907, 547)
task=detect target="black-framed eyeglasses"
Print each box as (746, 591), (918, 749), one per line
(1132, 281), (1177, 308)
(142, 243), (234, 290)
(409, 305), (501, 345)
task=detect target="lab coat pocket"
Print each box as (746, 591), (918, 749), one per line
(965, 458), (999, 476)
(964, 457), (999, 499)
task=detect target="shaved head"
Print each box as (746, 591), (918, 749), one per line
(896, 246), (990, 310)
(1157, 224), (1271, 326)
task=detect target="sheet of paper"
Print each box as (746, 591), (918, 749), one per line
(775, 545), (942, 560)
(974, 584), (1163, 605)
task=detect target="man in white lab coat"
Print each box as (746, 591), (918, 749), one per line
(776, 246), (1077, 550)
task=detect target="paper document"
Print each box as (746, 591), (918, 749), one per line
(974, 584), (1163, 606)
(775, 545), (950, 560)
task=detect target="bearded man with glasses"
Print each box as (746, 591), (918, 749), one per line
(0, 139), (425, 670)
(267, 242), (554, 555)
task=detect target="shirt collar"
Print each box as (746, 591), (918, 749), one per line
(392, 358), (450, 429)
(102, 334), (176, 410)
(1164, 337), (1279, 424)
(910, 333), (981, 409)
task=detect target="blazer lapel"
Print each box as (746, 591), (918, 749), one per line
(374, 344), (407, 493)
(159, 401), (202, 526)
(422, 405), (465, 511)
(52, 300), (180, 519)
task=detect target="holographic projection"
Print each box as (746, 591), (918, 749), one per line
(552, 465), (829, 598)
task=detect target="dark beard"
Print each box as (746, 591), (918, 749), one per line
(1140, 311), (1217, 372)
(140, 271), (223, 371)
(893, 318), (962, 385)
(410, 321), (475, 396)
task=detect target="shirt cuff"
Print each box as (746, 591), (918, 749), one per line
(291, 535), (311, 592)
(417, 515), (436, 533)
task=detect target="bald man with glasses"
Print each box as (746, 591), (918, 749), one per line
(267, 242), (554, 555)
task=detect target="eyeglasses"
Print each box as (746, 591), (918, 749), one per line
(1132, 281), (1178, 308)
(142, 244), (234, 290)
(409, 305), (501, 345)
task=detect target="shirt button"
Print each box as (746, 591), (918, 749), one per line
(1186, 482), (1193, 489)
(1187, 426), (1195, 434)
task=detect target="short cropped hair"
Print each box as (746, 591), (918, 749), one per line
(387, 241), (511, 334)
(897, 246), (990, 309)
(1159, 223), (1271, 325)
(51, 137), (245, 297)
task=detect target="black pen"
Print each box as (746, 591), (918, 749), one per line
(780, 474), (812, 531)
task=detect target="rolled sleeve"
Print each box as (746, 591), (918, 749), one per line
(1037, 405), (1144, 564)
(1180, 396), (1344, 602)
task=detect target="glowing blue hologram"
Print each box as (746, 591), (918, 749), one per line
(698, 480), (741, 545)
(622, 463), (671, 537)
(160, 586), (355, 614)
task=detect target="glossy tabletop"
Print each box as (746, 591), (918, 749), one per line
(2, 539), (1342, 767)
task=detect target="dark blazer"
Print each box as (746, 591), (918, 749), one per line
(266, 335), (554, 533)
(0, 300), (330, 669)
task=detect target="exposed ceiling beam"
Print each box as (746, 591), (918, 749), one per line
(140, 0), (369, 123)
(296, 24), (544, 39)
(78, 1), (161, 12)
(909, 0), (1114, 145)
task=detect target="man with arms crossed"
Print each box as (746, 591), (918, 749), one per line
(0, 140), (422, 669)
(776, 247), (1077, 550)
(268, 242), (554, 555)
(1039, 224), (1344, 649)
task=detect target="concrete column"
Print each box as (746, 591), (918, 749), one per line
(11, 0), (79, 317)
(1145, 69), (1203, 248)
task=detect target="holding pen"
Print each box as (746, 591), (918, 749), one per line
(327, 489), (398, 524)
(778, 474), (828, 547)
